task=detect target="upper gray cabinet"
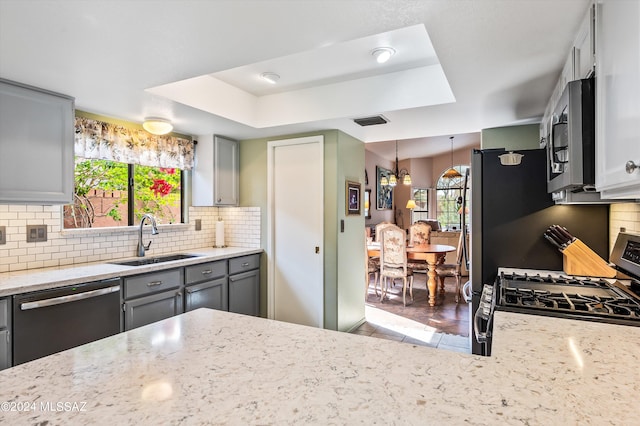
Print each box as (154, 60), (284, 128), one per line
(0, 79), (74, 204)
(595, 0), (640, 199)
(192, 134), (239, 206)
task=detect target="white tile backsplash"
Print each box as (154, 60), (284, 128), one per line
(0, 205), (261, 273)
(610, 202), (640, 252)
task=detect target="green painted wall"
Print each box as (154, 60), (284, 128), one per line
(239, 130), (365, 332)
(481, 123), (540, 150)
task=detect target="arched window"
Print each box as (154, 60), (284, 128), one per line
(436, 165), (469, 231)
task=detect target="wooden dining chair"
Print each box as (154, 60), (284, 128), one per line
(379, 224), (413, 306)
(435, 231), (465, 303)
(407, 222), (431, 275)
(365, 229), (379, 299)
(374, 222), (393, 242)
(409, 222), (432, 246)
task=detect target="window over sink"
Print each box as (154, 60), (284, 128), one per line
(63, 158), (184, 229)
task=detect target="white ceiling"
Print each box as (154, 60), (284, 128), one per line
(0, 0), (590, 161)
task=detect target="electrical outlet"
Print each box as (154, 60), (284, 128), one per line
(26, 224), (47, 242)
(0, 226), (5, 245)
(195, 219), (202, 231)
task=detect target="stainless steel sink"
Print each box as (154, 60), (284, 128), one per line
(110, 253), (200, 266)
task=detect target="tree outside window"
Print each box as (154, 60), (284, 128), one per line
(64, 158), (182, 229)
(436, 165), (469, 231)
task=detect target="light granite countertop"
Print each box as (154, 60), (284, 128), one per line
(0, 308), (638, 425)
(0, 247), (262, 297)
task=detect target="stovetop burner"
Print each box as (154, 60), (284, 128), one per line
(497, 272), (640, 325)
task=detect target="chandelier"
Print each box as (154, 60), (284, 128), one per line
(380, 141), (412, 186)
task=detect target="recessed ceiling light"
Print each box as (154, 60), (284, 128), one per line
(371, 47), (395, 64)
(142, 117), (173, 135)
(260, 72), (280, 84)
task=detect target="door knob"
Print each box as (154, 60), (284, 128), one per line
(626, 160), (638, 174)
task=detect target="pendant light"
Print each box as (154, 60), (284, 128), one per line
(380, 141), (412, 186)
(443, 136), (462, 179)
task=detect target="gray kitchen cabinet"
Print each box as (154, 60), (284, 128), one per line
(0, 78), (74, 204)
(123, 290), (183, 331)
(122, 268), (184, 331)
(228, 254), (260, 317)
(185, 260), (228, 312)
(595, 0), (640, 199)
(192, 134), (239, 206)
(0, 297), (11, 370)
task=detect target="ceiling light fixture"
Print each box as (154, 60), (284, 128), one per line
(380, 140), (412, 187)
(260, 72), (280, 84)
(443, 136), (463, 179)
(142, 117), (173, 135)
(371, 47), (395, 64)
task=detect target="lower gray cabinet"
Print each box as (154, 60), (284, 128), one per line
(124, 290), (183, 331)
(185, 260), (228, 312)
(123, 268), (184, 331)
(0, 297), (11, 370)
(185, 278), (228, 312)
(229, 268), (260, 317)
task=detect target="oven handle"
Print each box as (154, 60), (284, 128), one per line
(20, 285), (121, 310)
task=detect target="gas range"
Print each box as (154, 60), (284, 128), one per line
(495, 268), (640, 326)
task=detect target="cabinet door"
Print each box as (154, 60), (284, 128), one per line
(229, 269), (259, 317)
(185, 277), (228, 312)
(574, 5), (594, 79)
(192, 134), (239, 206)
(595, 0), (640, 198)
(124, 290), (184, 331)
(0, 329), (10, 370)
(213, 135), (239, 205)
(0, 79), (74, 204)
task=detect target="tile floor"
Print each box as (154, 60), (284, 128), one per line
(351, 274), (471, 354)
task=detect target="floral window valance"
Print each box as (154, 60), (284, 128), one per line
(74, 116), (195, 170)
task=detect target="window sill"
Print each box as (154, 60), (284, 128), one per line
(60, 223), (190, 237)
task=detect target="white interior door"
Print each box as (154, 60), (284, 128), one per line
(268, 136), (323, 327)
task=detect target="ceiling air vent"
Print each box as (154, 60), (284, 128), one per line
(353, 115), (388, 127)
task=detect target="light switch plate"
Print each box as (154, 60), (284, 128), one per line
(195, 219), (202, 231)
(0, 226), (5, 245)
(26, 224), (47, 242)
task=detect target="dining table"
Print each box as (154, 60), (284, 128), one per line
(367, 242), (456, 307)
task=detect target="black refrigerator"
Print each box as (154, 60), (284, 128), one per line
(468, 148), (609, 356)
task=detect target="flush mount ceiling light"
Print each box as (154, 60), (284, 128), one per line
(260, 72), (280, 84)
(371, 47), (395, 64)
(142, 117), (173, 135)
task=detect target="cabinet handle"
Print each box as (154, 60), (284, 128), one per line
(626, 160), (638, 174)
(147, 281), (162, 287)
(201, 269), (213, 275)
(217, 198), (222, 202)
(241, 262), (250, 267)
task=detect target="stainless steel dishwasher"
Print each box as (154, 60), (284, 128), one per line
(12, 278), (121, 365)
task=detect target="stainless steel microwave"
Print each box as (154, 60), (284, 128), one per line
(546, 77), (596, 197)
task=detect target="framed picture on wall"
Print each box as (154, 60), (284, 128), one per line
(376, 166), (393, 210)
(346, 181), (361, 215)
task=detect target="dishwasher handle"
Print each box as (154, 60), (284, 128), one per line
(20, 285), (121, 311)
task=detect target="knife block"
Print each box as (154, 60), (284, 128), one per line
(562, 239), (617, 278)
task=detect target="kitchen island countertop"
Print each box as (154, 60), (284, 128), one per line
(0, 308), (638, 425)
(0, 246), (262, 296)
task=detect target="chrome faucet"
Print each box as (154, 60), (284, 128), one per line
(137, 214), (159, 257)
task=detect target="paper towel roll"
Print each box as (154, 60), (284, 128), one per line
(215, 220), (225, 248)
